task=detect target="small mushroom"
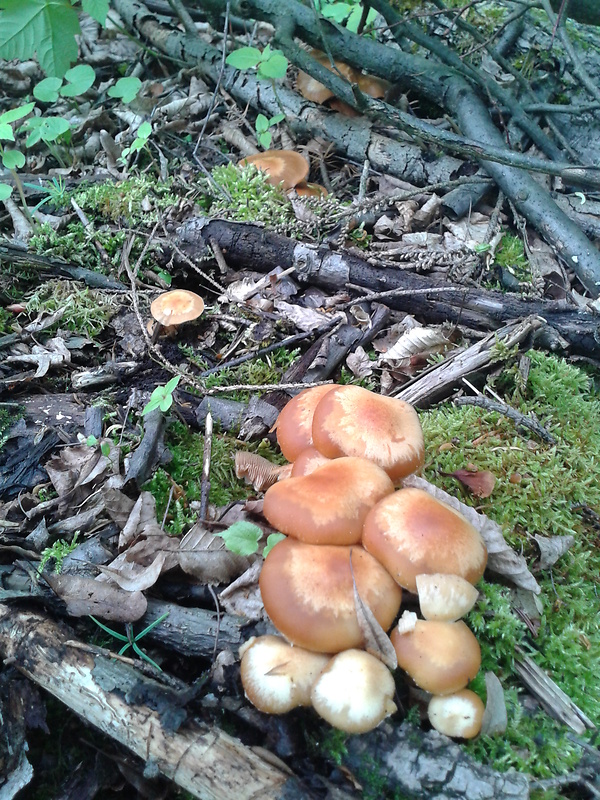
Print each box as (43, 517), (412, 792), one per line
(274, 384), (340, 462)
(416, 573), (479, 621)
(311, 385), (424, 483)
(239, 150), (310, 191)
(149, 289), (205, 341)
(311, 649), (397, 733)
(427, 689), (485, 739)
(240, 635), (330, 714)
(259, 537), (402, 653)
(391, 619), (481, 695)
(263, 456), (394, 546)
(293, 182), (328, 198)
(357, 74), (390, 99)
(296, 50), (360, 105)
(362, 488), (487, 593)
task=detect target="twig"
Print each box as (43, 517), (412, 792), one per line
(193, 0), (231, 154)
(343, 284), (463, 307)
(167, 0), (197, 35)
(453, 395), (557, 444)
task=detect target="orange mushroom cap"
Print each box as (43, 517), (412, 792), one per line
(150, 290), (205, 326)
(290, 445), (331, 477)
(239, 150), (310, 191)
(296, 50), (360, 105)
(311, 385), (424, 483)
(263, 456), (394, 546)
(427, 689), (485, 739)
(391, 619), (481, 695)
(293, 181), (328, 198)
(357, 74), (390, 99)
(259, 538), (402, 653)
(362, 488), (488, 593)
(274, 384), (340, 462)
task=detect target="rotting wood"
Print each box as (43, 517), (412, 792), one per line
(174, 217), (600, 360)
(0, 604), (351, 800)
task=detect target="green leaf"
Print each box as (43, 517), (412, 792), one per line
(226, 46), (262, 70)
(164, 375), (180, 394)
(215, 521), (262, 556)
(34, 76), (62, 102)
(269, 113), (285, 126)
(82, 0), (108, 25)
(346, 4), (377, 32)
(2, 149), (25, 169)
(0, 122), (15, 141)
(141, 397), (161, 416)
(156, 270), (172, 286)
(255, 114), (269, 134)
(159, 394), (174, 412)
(257, 52), (288, 80)
(136, 121), (152, 140)
(85, 434), (98, 446)
(0, 183), (13, 200)
(23, 115), (70, 145)
(257, 131), (272, 149)
(60, 63), (95, 97)
(107, 76), (142, 103)
(263, 533), (286, 558)
(0, 0), (80, 77)
(321, 2), (352, 23)
(0, 102), (36, 124)
(100, 441), (111, 457)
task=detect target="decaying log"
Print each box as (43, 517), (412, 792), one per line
(175, 218), (600, 359)
(0, 604), (351, 800)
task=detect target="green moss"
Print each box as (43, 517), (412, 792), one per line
(493, 233), (531, 283)
(421, 351), (600, 778)
(65, 176), (178, 224)
(26, 279), (118, 336)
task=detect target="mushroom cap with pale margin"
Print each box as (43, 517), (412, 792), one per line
(416, 573), (479, 621)
(311, 385), (424, 483)
(391, 619), (481, 695)
(311, 649), (397, 733)
(263, 457), (394, 545)
(239, 150), (310, 191)
(150, 290), (205, 326)
(427, 689), (485, 739)
(259, 538), (402, 653)
(240, 635), (330, 714)
(274, 384), (339, 462)
(290, 445), (330, 477)
(362, 488), (487, 593)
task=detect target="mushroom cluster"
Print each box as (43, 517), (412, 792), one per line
(240, 384), (489, 738)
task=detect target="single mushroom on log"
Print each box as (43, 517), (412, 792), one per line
(149, 289), (205, 342)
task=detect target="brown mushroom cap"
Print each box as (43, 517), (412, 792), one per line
(416, 573), (479, 621)
(263, 457), (394, 545)
(293, 181), (328, 198)
(296, 50), (360, 105)
(357, 74), (390, 99)
(427, 689), (485, 739)
(260, 538), (402, 653)
(150, 290), (205, 326)
(274, 384), (340, 462)
(290, 446), (331, 477)
(240, 635), (330, 714)
(391, 619), (481, 695)
(239, 150), (310, 191)
(311, 649), (397, 733)
(362, 488), (488, 593)
(311, 385), (424, 483)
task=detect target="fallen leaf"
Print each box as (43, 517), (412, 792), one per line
(46, 573), (147, 621)
(95, 551), (167, 591)
(534, 534), (574, 570)
(480, 672), (507, 736)
(346, 346), (373, 379)
(350, 551), (397, 670)
(178, 522), (254, 584)
(402, 475), (540, 594)
(441, 468), (496, 498)
(219, 561), (265, 620)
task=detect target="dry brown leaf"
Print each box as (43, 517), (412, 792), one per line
(533, 534), (574, 570)
(219, 561), (265, 620)
(350, 551), (397, 670)
(178, 522), (254, 584)
(402, 475), (540, 594)
(119, 491), (163, 549)
(95, 551), (167, 591)
(480, 672), (508, 736)
(346, 346), (373, 379)
(378, 326), (450, 367)
(441, 468), (496, 498)
(46, 574), (147, 621)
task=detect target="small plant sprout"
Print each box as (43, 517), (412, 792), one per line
(0, 102), (35, 203)
(214, 520), (285, 557)
(142, 376), (181, 415)
(34, 64), (96, 102)
(107, 76), (143, 104)
(226, 45), (288, 81)
(120, 121), (153, 164)
(89, 612), (170, 671)
(80, 433), (111, 457)
(38, 533), (80, 574)
(255, 113), (285, 149)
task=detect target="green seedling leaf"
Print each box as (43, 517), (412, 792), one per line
(2, 149), (25, 170)
(107, 76), (142, 103)
(23, 116), (70, 146)
(100, 441), (111, 457)
(226, 46), (262, 70)
(82, 0), (109, 24)
(321, 1), (352, 23)
(255, 114), (269, 134)
(263, 533), (286, 558)
(0, 183), (13, 200)
(269, 113), (285, 126)
(257, 51), (288, 80)
(60, 63), (95, 97)
(0, 102), (36, 124)
(0, 122), (14, 141)
(0, 0), (80, 77)
(34, 76), (63, 102)
(86, 435), (98, 446)
(156, 270), (172, 286)
(141, 375), (180, 415)
(215, 521), (262, 556)
(258, 131), (272, 149)
(137, 121), (152, 140)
